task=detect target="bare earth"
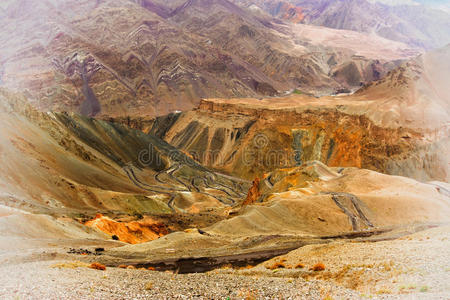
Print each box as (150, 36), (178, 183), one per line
(0, 225), (448, 299)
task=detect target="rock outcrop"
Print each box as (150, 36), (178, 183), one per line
(85, 214), (168, 244)
(242, 177), (261, 206)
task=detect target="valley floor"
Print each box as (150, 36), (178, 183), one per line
(0, 226), (448, 299)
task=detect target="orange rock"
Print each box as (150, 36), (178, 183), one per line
(242, 177), (261, 206)
(118, 264), (127, 269)
(90, 262), (106, 271)
(239, 265), (254, 270)
(280, 3), (304, 23)
(84, 214), (168, 244)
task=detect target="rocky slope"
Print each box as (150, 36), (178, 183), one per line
(146, 45), (450, 182)
(0, 2), (448, 298)
(101, 161), (450, 267)
(1, 76), (448, 269)
(0, 0), (417, 118)
(0, 88), (249, 245)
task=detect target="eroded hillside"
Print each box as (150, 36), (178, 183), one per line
(0, 88), (249, 245)
(141, 46), (450, 182)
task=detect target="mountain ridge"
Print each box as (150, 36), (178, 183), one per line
(235, 0), (450, 49)
(0, 0), (418, 118)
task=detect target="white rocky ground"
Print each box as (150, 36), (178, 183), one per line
(0, 261), (361, 299)
(0, 225), (448, 299)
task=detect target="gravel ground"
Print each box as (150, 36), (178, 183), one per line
(0, 260), (362, 299)
(1, 226), (449, 299)
(224, 225), (450, 299)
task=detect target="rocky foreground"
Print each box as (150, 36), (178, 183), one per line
(0, 225), (448, 299)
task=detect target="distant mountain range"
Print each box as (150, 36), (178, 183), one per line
(0, 0), (419, 118)
(372, 0), (450, 10)
(236, 0), (450, 49)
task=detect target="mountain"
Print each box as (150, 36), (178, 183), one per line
(101, 161), (450, 269)
(0, 1), (449, 298)
(140, 45), (450, 182)
(238, 0), (450, 49)
(0, 0), (417, 118)
(0, 88), (249, 242)
(1, 46), (447, 250)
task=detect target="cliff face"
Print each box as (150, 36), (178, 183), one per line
(157, 99), (441, 181)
